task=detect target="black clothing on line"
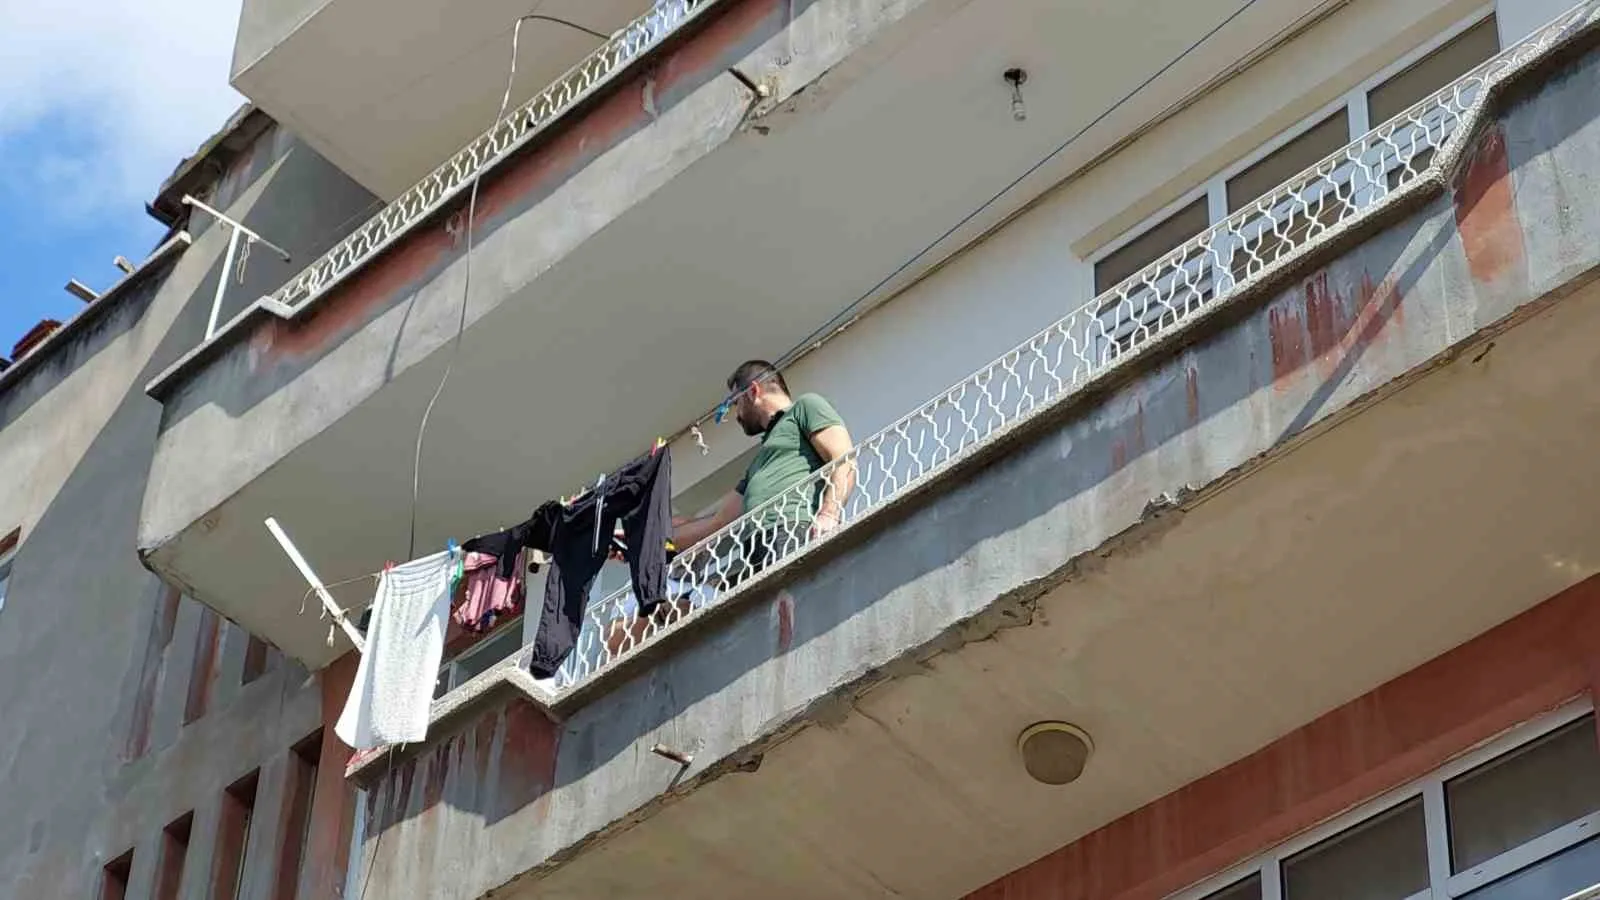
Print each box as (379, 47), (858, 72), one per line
(465, 448), (673, 678)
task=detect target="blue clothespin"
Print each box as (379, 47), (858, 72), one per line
(447, 538), (459, 558)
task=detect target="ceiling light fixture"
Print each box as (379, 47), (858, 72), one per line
(1018, 721), (1092, 785)
(1004, 68), (1029, 122)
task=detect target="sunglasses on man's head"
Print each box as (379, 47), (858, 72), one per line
(713, 383), (754, 424)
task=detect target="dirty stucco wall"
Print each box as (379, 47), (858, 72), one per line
(347, 31), (1600, 900)
(0, 125), (374, 900)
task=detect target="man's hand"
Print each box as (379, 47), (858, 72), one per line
(810, 506), (842, 539)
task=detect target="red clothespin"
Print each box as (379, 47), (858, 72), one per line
(650, 436), (665, 457)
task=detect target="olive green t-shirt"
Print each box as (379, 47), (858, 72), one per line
(737, 393), (845, 523)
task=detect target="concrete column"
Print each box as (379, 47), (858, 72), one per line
(177, 798), (224, 900)
(149, 599), (204, 755)
(212, 622), (250, 712)
(237, 755), (290, 900)
(1497, 0), (1574, 45)
(119, 829), (160, 900)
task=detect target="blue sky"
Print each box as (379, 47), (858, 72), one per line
(0, 0), (245, 359)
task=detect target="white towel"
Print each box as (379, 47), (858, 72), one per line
(336, 549), (459, 750)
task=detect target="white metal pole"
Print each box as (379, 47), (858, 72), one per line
(207, 227), (243, 340)
(265, 517), (367, 652)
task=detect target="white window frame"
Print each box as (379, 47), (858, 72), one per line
(1086, 4), (1498, 355)
(1173, 697), (1600, 900)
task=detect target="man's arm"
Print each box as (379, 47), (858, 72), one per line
(672, 490), (743, 548)
(808, 424), (855, 534)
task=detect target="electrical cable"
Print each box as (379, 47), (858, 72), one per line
(407, 11), (572, 559)
(672, 0), (1265, 444)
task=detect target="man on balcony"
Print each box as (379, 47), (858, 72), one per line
(603, 362), (854, 658)
(673, 360), (856, 566)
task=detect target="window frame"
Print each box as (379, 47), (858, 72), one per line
(1087, 5), (1497, 318)
(1175, 698), (1600, 900)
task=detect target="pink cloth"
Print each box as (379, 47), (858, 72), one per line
(454, 551), (524, 633)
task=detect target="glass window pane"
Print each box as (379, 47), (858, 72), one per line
(1367, 17), (1500, 126)
(1448, 715), (1600, 872)
(1094, 197), (1211, 295)
(0, 559), (9, 615)
(1204, 873), (1263, 900)
(1225, 111), (1351, 213)
(1283, 797), (1429, 900)
(1463, 835), (1600, 900)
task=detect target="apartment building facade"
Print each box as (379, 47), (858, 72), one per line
(5, 0), (1600, 897)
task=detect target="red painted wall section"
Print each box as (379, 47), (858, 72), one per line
(301, 653), (360, 899)
(966, 573), (1600, 900)
(1454, 124), (1529, 292)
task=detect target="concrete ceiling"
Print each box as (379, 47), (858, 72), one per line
(233, 0), (658, 198)
(173, 0), (1344, 664)
(511, 249), (1600, 898)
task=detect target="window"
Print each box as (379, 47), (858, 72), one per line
(435, 616), (527, 699)
(1094, 197), (1212, 296)
(0, 551), (11, 617)
(1281, 797), (1429, 900)
(1226, 112), (1352, 214)
(155, 813), (193, 900)
(213, 770), (259, 900)
(1226, 111), (1353, 285)
(1368, 16), (1500, 188)
(100, 849), (134, 900)
(274, 733), (321, 900)
(1446, 715), (1600, 872)
(1367, 16), (1500, 127)
(243, 634), (271, 685)
(1202, 874), (1262, 900)
(1174, 705), (1600, 900)
(183, 605), (221, 725)
(1092, 198), (1214, 361)
(1088, 11), (1500, 360)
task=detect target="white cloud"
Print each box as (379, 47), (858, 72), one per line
(0, 0), (246, 219)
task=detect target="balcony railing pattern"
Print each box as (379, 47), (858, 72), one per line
(264, 0), (711, 313)
(541, 1), (1600, 692)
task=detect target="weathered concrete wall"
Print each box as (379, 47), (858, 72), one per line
(349, 33), (1600, 900)
(0, 125), (371, 900)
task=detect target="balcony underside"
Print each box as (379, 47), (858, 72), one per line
(232, 0), (659, 199)
(143, 0), (1348, 667)
(348, 35), (1600, 895)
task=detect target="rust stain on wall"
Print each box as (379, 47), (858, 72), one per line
(1185, 367), (1201, 426)
(1455, 125), (1528, 289)
(1267, 305), (1307, 387)
(776, 591), (795, 653)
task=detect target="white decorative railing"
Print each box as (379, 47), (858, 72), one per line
(542, 1), (1600, 692)
(265, 0), (711, 312)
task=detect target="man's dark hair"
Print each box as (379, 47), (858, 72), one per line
(727, 360), (789, 396)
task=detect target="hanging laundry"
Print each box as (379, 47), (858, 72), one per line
(466, 447), (672, 678)
(336, 548), (461, 751)
(454, 550), (524, 633)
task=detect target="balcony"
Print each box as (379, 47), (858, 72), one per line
(322, 8), (1600, 898)
(141, 0), (1367, 667)
(231, 0), (668, 198)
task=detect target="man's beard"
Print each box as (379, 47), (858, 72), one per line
(737, 409), (763, 436)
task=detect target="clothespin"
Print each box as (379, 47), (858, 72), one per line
(650, 436), (665, 457)
(447, 538), (459, 557)
(690, 424), (709, 456)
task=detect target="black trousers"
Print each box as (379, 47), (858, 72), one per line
(530, 449), (673, 678)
